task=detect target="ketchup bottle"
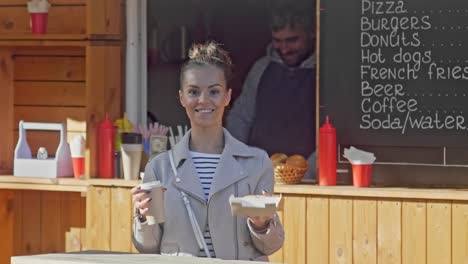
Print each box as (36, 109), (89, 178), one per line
(318, 115), (337, 186)
(98, 114), (115, 178)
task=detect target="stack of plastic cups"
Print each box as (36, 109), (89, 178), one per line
(27, 0), (50, 34)
(70, 135), (85, 179)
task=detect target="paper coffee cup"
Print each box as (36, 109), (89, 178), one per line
(140, 181), (165, 225)
(121, 133), (143, 180)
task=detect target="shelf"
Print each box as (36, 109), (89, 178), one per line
(0, 175), (139, 192)
(0, 34), (122, 47)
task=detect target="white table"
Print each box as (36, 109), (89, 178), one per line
(11, 253), (271, 264)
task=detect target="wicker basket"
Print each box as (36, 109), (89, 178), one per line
(274, 163), (308, 184)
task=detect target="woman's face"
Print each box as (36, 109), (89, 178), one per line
(179, 65), (231, 129)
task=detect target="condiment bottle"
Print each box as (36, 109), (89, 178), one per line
(98, 114), (115, 178)
(318, 115), (337, 186)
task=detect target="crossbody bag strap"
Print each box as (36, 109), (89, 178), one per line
(168, 150), (211, 258)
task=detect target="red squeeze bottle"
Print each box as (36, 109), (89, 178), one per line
(98, 114), (115, 178)
(318, 116), (337, 186)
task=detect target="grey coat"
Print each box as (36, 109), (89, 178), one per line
(132, 129), (284, 261)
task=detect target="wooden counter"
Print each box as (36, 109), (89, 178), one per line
(275, 183), (468, 201)
(273, 183), (468, 264)
(1, 176), (468, 264)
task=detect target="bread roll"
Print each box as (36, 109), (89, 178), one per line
(271, 153), (288, 165)
(286, 154), (308, 168)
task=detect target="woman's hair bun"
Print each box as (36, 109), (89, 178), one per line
(188, 41), (232, 67)
(181, 41), (233, 85)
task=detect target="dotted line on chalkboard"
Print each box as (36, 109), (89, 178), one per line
(437, 58), (468, 63)
(431, 26), (468, 31)
(416, 109), (465, 114)
(412, 93), (467, 97)
(428, 9), (468, 14)
(429, 42), (464, 47)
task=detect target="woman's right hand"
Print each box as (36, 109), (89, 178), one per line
(131, 185), (152, 218)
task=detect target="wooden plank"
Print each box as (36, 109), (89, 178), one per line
(80, 195), (87, 251)
(85, 46), (121, 177)
(0, 39), (92, 47)
(14, 106), (86, 128)
(13, 47), (85, 56)
(283, 195), (306, 264)
(452, 202), (468, 264)
(274, 184), (468, 201)
(20, 191), (42, 255)
(85, 186), (110, 250)
(15, 81), (86, 106)
(353, 198), (377, 264)
(110, 188), (132, 252)
(329, 197), (352, 264)
(0, 182), (86, 192)
(377, 199), (401, 264)
(0, 49), (14, 174)
(41, 192), (62, 253)
(0, 176), (139, 188)
(0, 190), (14, 264)
(427, 201), (451, 264)
(0, 6), (86, 35)
(61, 193), (85, 252)
(130, 190), (139, 253)
(65, 228), (80, 252)
(306, 196), (328, 264)
(87, 0), (122, 37)
(268, 207), (284, 263)
(3, 0), (86, 4)
(401, 200), (426, 264)
(13, 191), (23, 256)
(14, 56), (85, 81)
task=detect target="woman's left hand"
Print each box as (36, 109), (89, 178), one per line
(247, 190), (273, 231)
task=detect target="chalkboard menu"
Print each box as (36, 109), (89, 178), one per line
(320, 0), (468, 147)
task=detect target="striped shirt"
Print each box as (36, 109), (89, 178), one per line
(190, 151), (221, 258)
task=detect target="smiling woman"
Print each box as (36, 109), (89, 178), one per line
(131, 42), (284, 261)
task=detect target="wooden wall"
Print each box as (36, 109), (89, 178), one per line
(3, 188), (468, 264)
(0, 0), (123, 176)
(0, 190), (86, 264)
(84, 186), (137, 252)
(268, 195), (468, 264)
(13, 46), (87, 157)
(0, 187), (136, 264)
(0, 0), (121, 37)
(0, 0), (86, 35)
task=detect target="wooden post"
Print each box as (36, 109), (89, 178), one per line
(0, 49), (14, 174)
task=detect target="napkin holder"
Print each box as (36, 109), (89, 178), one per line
(14, 121), (73, 178)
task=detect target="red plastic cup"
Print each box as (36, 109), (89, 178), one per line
(30, 13), (48, 34)
(352, 164), (372, 187)
(72, 157), (85, 179)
